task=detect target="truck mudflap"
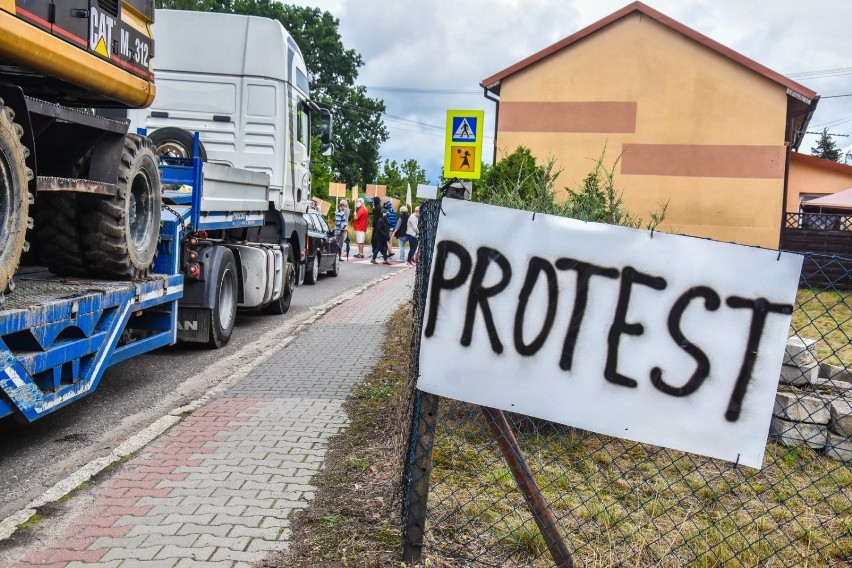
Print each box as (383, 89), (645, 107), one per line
(0, 273), (183, 422)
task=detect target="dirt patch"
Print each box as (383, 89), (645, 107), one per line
(260, 301), (418, 567)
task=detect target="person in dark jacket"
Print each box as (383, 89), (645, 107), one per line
(371, 209), (391, 264)
(370, 196), (382, 259)
(371, 196), (382, 227)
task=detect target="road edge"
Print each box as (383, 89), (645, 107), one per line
(0, 268), (410, 542)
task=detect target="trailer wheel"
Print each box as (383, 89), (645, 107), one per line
(207, 249), (238, 348)
(304, 253), (319, 285)
(263, 250), (295, 315)
(149, 127), (207, 161)
(82, 134), (161, 279)
(0, 101), (33, 296)
(34, 193), (87, 276)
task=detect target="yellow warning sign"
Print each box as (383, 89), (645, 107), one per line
(444, 110), (484, 180)
(450, 146), (476, 173)
(94, 36), (109, 58)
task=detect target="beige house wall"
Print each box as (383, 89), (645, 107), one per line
(787, 154), (852, 211)
(494, 12), (790, 248)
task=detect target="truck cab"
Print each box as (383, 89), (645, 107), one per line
(125, 9), (333, 280)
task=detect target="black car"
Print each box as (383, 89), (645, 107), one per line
(303, 211), (341, 284)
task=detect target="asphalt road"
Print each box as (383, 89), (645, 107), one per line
(0, 255), (410, 521)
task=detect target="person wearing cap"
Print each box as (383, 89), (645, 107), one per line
(352, 198), (368, 258)
(383, 200), (396, 258)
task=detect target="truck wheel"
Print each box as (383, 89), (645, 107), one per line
(327, 254), (340, 277)
(82, 134), (161, 279)
(207, 249), (237, 348)
(304, 253), (319, 285)
(34, 193), (87, 276)
(149, 127), (207, 161)
(0, 101), (33, 295)
(263, 250), (295, 315)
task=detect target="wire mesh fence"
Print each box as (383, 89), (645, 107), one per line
(402, 198), (852, 567)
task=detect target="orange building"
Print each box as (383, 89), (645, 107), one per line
(481, 1), (818, 248)
(788, 153), (852, 212)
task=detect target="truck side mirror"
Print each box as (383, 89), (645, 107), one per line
(320, 143), (334, 157)
(320, 108), (333, 147)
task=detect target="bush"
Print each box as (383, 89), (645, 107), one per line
(477, 145), (667, 230)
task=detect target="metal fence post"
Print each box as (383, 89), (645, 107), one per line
(403, 391), (440, 562)
(402, 198), (443, 563)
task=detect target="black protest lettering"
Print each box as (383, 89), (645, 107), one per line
(724, 296), (793, 422)
(424, 240), (472, 338)
(650, 286), (721, 396)
(555, 258), (619, 371)
(514, 257), (558, 356)
(461, 247), (512, 353)
(605, 266), (667, 388)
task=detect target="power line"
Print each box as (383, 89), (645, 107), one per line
(811, 115), (852, 129)
(786, 66), (852, 79)
(313, 83), (480, 95)
(365, 86), (481, 95)
(334, 101), (492, 140)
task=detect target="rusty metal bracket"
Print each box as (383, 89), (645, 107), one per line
(37, 176), (116, 196)
(481, 406), (574, 568)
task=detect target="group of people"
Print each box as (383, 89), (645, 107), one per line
(332, 196), (420, 266)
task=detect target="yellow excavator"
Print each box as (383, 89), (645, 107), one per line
(0, 1), (159, 298)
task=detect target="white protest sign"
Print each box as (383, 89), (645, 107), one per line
(417, 199), (803, 469)
(417, 184), (438, 199)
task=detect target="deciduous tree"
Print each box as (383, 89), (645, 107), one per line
(378, 158), (428, 200)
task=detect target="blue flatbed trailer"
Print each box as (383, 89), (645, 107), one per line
(0, 153), (267, 422)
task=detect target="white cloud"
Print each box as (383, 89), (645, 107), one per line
(303, 0), (852, 179)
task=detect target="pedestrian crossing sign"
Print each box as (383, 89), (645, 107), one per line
(444, 110), (484, 180)
(452, 117), (477, 142)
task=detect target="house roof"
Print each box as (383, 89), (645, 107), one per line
(792, 151), (852, 175)
(802, 187), (852, 211)
(480, 1), (817, 104)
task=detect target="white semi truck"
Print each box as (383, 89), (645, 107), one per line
(121, 9), (334, 338)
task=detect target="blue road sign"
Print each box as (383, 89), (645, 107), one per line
(451, 116), (478, 142)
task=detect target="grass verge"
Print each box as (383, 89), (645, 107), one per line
(792, 288), (851, 367)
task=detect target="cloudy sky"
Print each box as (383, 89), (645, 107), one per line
(299, 0), (852, 184)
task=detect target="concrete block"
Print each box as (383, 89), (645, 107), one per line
(773, 392), (830, 424)
(779, 363), (820, 386)
(824, 432), (852, 462)
(784, 337), (819, 367)
(769, 417), (828, 449)
(821, 363), (852, 384)
(810, 378), (852, 393)
(829, 397), (852, 437)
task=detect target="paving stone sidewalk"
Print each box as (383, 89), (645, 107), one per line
(1, 269), (414, 568)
